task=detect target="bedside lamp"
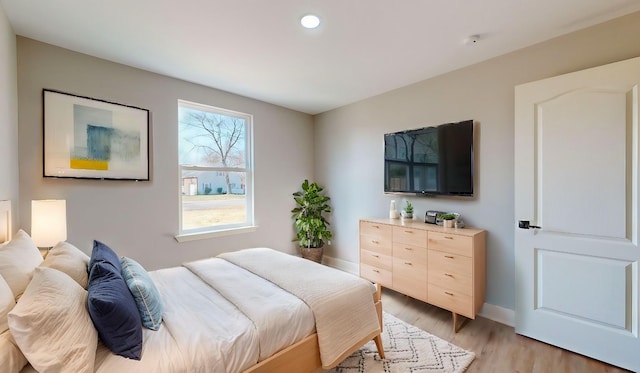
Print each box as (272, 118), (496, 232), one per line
(31, 200), (67, 249)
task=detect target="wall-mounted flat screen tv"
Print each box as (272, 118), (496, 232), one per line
(384, 119), (474, 197)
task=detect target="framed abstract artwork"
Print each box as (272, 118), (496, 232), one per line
(43, 89), (150, 181)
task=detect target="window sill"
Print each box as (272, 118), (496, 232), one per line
(174, 225), (257, 243)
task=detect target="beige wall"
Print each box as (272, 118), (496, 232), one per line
(17, 37), (314, 270)
(11, 9), (640, 312)
(314, 11), (640, 311)
(0, 5), (18, 231)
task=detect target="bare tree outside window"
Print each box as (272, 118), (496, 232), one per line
(180, 111), (245, 195)
(177, 100), (253, 235)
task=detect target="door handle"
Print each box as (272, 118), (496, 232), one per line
(518, 220), (541, 229)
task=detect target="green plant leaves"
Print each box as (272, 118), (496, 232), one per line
(292, 179), (332, 248)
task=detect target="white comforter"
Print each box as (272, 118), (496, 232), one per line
(219, 248), (381, 369)
(19, 250), (376, 373)
(93, 258), (315, 373)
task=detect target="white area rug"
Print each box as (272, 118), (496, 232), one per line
(328, 312), (475, 373)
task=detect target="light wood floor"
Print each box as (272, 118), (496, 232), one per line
(381, 289), (630, 373)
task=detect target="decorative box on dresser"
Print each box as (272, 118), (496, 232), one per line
(359, 218), (486, 332)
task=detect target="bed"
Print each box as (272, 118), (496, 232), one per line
(0, 200), (384, 372)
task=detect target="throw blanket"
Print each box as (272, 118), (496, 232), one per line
(218, 248), (381, 369)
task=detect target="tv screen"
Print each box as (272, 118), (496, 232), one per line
(384, 120), (474, 196)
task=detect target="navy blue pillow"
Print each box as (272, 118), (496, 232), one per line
(89, 240), (121, 272)
(88, 255), (142, 360)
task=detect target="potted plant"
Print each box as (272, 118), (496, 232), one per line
(439, 213), (457, 228)
(401, 200), (414, 219)
(292, 179), (333, 263)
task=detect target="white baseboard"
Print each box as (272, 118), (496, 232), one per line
(324, 255), (515, 328)
(323, 255), (359, 275)
(478, 303), (515, 327)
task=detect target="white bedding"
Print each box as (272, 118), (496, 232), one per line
(14, 249), (381, 373)
(183, 258), (315, 361)
(219, 248), (381, 368)
(97, 261), (315, 373)
(20, 258), (315, 373)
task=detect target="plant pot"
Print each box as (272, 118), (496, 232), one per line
(301, 246), (323, 263)
(401, 211), (413, 220)
(444, 219), (455, 228)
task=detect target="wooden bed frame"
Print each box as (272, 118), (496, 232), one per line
(245, 283), (385, 373)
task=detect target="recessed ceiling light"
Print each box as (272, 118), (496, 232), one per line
(300, 14), (320, 29)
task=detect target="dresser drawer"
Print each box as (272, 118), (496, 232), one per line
(428, 284), (474, 318)
(361, 235), (392, 256)
(393, 226), (427, 247)
(361, 249), (392, 271)
(428, 231), (473, 257)
(360, 221), (393, 238)
(360, 263), (392, 288)
(393, 242), (427, 262)
(428, 249), (472, 276)
(360, 222), (392, 256)
(393, 258), (427, 301)
(428, 250), (472, 296)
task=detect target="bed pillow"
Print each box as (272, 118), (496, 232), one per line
(0, 277), (25, 373)
(88, 260), (143, 360)
(89, 240), (121, 272)
(7, 267), (97, 373)
(40, 241), (90, 288)
(0, 275), (15, 332)
(120, 257), (163, 330)
(0, 331), (28, 373)
(0, 230), (43, 299)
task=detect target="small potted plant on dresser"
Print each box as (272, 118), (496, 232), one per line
(439, 213), (457, 228)
(401, 201), (414, 220)
(291, 179), (332, 263)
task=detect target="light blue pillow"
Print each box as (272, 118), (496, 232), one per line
(120, 257), (163, 331)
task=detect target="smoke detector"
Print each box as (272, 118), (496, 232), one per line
(464, 35), (480, 46)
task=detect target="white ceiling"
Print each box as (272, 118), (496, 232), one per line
(2, 1), (640, 115)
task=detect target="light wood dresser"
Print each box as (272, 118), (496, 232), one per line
(359, 218), (486, 332)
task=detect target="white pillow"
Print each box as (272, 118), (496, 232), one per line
(0, 274), (15, 332)
(0, 230), (43, 299)
(40, 241), (90, 288)
(0, 330), (28, 373)
(8, 267), (98, 373)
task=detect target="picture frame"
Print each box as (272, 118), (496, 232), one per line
(43, 89), (150, 181)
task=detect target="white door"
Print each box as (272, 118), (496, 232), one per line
(514, 56), (640, 371)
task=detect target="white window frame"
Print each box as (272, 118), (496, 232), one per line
(175, 100), (255, 242)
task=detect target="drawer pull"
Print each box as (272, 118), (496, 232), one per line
(404, 230), (413, 234)
(373, 269), (380, 273)
(404, 247), (413, 251)
(445, 291), (454, 296)
(372, 225), (380, 229)
(404, 262), (412, 266)
(372, 254), (380, 258)
(444, 273), (454, 278)
(444, 255), (455, 259)
(444, 236), (454, 240)
(371, 240), (379, 244)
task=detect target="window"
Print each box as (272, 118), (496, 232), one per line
(177, 100), (254, 240)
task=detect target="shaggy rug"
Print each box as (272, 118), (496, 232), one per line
(328, 312), (475, 373)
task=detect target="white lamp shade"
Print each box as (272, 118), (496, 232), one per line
(31, 200), (67, 248)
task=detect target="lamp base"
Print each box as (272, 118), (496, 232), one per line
(38, 247), (52, 259)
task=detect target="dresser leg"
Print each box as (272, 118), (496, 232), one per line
(452, 312), (468, 333)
